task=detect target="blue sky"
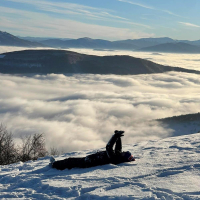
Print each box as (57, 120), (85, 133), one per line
(1, 0), (200, 40)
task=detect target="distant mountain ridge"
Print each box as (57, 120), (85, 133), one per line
(1, 49), (200, 74)
(39, 37), (200, 53)
(0, 31), (45, 47)
(1, 30), (200, 53)
(40, 37), (139, 50)
(139, 42), (200, 53)
(39, 37), (180, 50)
(114, 37), (175, 49)
(18, 36), (73, 43)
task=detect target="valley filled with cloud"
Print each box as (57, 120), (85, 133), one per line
(69, 48), (200, 71)
(1, 47), (200, 152)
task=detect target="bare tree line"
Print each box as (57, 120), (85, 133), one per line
(0, 124), (58, 165)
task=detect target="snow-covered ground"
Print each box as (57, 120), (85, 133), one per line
(0, 46), (200, 199)
(1, 133), (199, 200)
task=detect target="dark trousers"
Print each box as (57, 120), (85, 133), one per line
(52, 157), (86, 170)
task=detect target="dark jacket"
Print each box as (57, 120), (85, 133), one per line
(52, 134), (126, 170)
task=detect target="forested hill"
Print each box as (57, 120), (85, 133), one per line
(1, 49), (200, 75)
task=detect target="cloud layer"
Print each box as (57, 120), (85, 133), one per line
(68, 48), (200, 71)
(1, 68), (200, 152)
(0, 3), (153, 40)
(1, 47), (200, 152)
(1, 47), (200, 71)
(179, 22), (200, 28)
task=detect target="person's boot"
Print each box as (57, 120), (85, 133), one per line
(49, 156), (55, 167)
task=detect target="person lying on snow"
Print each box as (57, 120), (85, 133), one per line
(50, 130), (135, 170)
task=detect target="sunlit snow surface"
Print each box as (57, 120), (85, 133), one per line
(0, 54), (5, 58)
(0, 133), (200, 199)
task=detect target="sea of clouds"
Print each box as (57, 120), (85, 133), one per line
(69, 48), (200, 71)
(1, 46), (200, 152)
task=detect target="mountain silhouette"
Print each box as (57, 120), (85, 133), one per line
(1, 49), (200, 74)
(139, 42), (200, 53)
(0, 31), (45, 47)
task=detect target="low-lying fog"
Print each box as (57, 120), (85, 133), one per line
(1, 46), (200, 71)
(69, 48), (200, 71)
(0, 46), (200, 152)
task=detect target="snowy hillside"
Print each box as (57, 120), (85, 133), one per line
(157, 112), (200, 137)
(0, 133), (199, 200)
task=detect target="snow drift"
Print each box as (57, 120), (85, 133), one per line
(0, 133), (199, 199)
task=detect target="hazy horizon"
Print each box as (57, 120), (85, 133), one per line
(2, 30), (200, 42)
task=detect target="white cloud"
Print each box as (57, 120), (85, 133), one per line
(0, 6), (152, 39)
(6, 0), (129, 21)
(67, 48), (200, 71)
(1, 48), (200, 152)
(118, 0), (185, 19)
(1, 49), (200, 152)
(118, 0), (154, 10)
(3, 0), (152, 30)
(179, 22), (200, 28)
(163, 10), (184, 18)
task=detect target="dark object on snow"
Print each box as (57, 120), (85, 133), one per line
(52, 130), (135, 170)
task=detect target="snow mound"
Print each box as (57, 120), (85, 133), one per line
(0, 54), (5, 58)
(0, 133), (200, 199)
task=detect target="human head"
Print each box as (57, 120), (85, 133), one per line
(122, 151), (135, 162)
